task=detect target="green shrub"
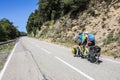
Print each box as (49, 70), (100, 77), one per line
(103, 32), (114, 45)
(44, 20), (54, 26)
(103, 30), (120, 45)
(113, 30), (120, 44)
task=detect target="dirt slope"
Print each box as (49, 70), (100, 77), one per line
(35, 0), (120, 58)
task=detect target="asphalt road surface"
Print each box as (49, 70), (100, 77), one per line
(0, 37), (120, 80)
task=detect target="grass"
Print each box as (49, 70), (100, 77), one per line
(0, 62), (4, 70)
(0, 42), (15, 70)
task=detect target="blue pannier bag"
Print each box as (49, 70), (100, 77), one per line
(88, 33), (95, 41)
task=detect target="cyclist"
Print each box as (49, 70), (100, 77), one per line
(77, 32), (95, 56)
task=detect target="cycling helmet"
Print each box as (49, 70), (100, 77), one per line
(84, 31), (89, 34)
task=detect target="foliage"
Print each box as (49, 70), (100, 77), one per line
(103, 31), (120, 45)
(44, 20), (54, 26)
(0, 42), (15, 70)
(115, 30), (120, 44)
(26, 0), (89, 35)
(19, 32), (27, 36)
(0, 18), (20, 42)
(103, 32), (115, 45)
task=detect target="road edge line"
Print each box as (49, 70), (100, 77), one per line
(101, 58), (120, 64)
(55, 56), (95, 80)
(0, 42), (18, 80)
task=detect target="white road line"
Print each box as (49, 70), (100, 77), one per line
(55, 56), (95, 80)
(41, 48), (51, 54)
(101, 58), (120, 64)
(0, 42), (18, 80)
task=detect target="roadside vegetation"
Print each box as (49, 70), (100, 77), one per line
(0, 18), (27, 42)
(0, 42), (15, 70)
(26, 0), (89, 35)
(26, 0), (120, 58)
(0, 18), (26, 70)
(102, 30), (120, 58)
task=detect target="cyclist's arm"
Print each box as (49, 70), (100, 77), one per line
(81, 38), (86, 45)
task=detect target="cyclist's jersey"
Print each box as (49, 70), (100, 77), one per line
(77, 33), (95, 41)
(81, 33), (85, 40)
(77, 33), (85, 40)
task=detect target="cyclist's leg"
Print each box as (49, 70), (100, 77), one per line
(87, 41), (95, 52)
(85, 46), (89, 54)
(81, 39), (87, 54)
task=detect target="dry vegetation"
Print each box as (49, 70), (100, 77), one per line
(31, 0), (120, 58)
(0, 42), (15, 70)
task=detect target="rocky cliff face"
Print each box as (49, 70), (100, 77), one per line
(35, 0), (120, 58)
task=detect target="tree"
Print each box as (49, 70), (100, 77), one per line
(26, 0), (89, 35)
(0, 18), (20, 41)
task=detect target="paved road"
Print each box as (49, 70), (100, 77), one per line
(0, 37), (120, 80)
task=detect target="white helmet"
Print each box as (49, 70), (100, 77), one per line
(84, 31), (89, 34)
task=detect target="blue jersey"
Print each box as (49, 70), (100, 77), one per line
(77, 35), (82, 40)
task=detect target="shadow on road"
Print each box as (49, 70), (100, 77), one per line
(97, 60), (103, 64)
(73, 55), (103, 64)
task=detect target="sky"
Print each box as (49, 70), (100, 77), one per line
(0, 0), (38, 32)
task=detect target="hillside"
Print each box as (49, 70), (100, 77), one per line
(27, 0), (120, 58)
